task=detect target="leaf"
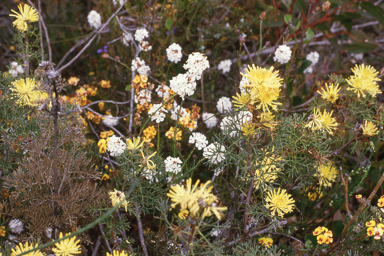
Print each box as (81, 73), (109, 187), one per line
(295, 20), (301, 31)
(284, 14), (292, 24)
(125, 85), (132, 91)
(344, 42), (377, 53)
(332, 220), (345, 237)
(165, 18), (173, 30)
(306, 28), (314, 41)
(361, 1), (384, 28)
(297, 60), (312, 74)
(294, 0), (306, 13)
(305, 234), (317, 247)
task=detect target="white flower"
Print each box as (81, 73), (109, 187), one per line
(210, 227), (222, 237)
(107, 135), (126, 157)
(148, 103), (168, 123)
(202, 112), (218, 128)
(218, 59), (232, 74)
(156, 84), (171, 98)
(240, 18), (244, 23)
(304, 51), (320, 74)
(225, 22), (230, 28)
(169, 73), (197, 99)
(171, 105), (188, 120)
(273, 45), (292, 64)
(134, 28), (149, 42)
(87, 10), (102, 29)
(103, 115), (119, 127)
(183, 52), (210, 80)
(45, 227), (53, 239)
(139, 41), (152, 52)
(220, 111), (253, 137)
(9, 62), (24, 77)
(216, 97), (232, 114)
(131, 57), (150, 76)
(135, 90), (152, 105)
(239, 76), (250, 93)
(239, 33), (247, 40)
(113, 0), (126, 5)
(142, 168), (159, 183)
(166, 43), (183, 63)
(164, 156), (183, 174)
(9, 219), (23, 234)
(303, 66), (313, 74)
(203, 142), (225, 164)
(122, 32), (133, 46)
(189, 132), (208, 150)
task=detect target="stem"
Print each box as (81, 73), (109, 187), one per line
(201, 74), (206, 112)
(25, 34), (29, 77)
(312, 244), (319, 256)
(257, 20), (263, 66)
(135, 202), (149, 256)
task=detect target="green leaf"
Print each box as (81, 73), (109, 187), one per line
(165, 18), (173, 30)
(305, 234), (317, 247)
(294, 0), (306, 13)
(344, 42), (377, 53)
(284, 14), (292, 24)
(306, 28), (314, 41)
(361, 1), (384, 28)
(332, 220), (345, 237)
(295, 20), (301, 31)
(125, 85), (132, 91)
(297, 60), (312, 74)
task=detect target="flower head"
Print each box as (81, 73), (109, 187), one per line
(11, 242), (44, 256)
(264, 188), (295, 217)
(251, 150), (283, 189)
(361, 121), (378, 137)
(87, 10), (101, 29)
(217, 97), (232, 114)
(318, 83), (340, 103)
(315, 162), (338, 187)
(52, 232), (81, 256)
(203, 142), (225, 164)
(183, 52), (210, 80)
(164, 156), (183, 174)
(9, 219), (23, 234)
(313, 226), (333, 244)
(273, 45), (292, 64)
(107, 250), (130, 256)
(9, 4), (39, 32)
(11, 78), (44, 106)
(306, 108), (338, 135)
(346, 64), (382, 98)
(109, 189), (129, 212)
(166, 43), (183, 63)
(178, 209), (189, 220)
(106, 135), (126, 156)
(165, 127), (182, 141)
(126, 137), (144, 151)
(218, 59), (232, 74)
(258, 236), (273, 247)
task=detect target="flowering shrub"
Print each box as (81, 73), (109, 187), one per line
(0, 0), (384, 255)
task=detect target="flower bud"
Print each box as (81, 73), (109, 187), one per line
(260, 11), (266, 20)
(322, 1), (331, 11)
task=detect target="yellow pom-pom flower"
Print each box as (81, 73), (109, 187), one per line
(361, 121), (378, 137)
(317, 83), (340, 103)
(264, 188), (295, 217)
(11, 78), (43, 106)
(305, 108), (338, 135)
(11, 242), (44, 256)
(9, 4), (39, 32)
(346, 64), (382, 98)
(315, 162), (338, 187)
(52, 232), (81, 256)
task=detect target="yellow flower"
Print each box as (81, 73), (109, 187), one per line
(11, 78), (43, 106)
(11, 242), (44, 256)
(100, 80), (111, 88)
(361, 121), (378, 137)
(126, 137), (144, 151)
(313, 226), (333, 244)
(101, 174), (110, 181)
(318, 83), (340, 103)
(100, 131), (114, 139)
(315, 162), (338, 187)
(68, 77), (80, 86)
(99, 102), (105, 112)
(165, 127), (182, 141)
(346, 64), (382, 98)
(258, 236), (273, 247)
(143, 125), (157, 140)
(241, 65), (283, 112)
(250, 150), (283, 189)
(109, 189), (129, 212)
(355, 194), (362, 199)
(52, 232), (81, 256)
(306, 108), (338, 135)
(140, 150), (157, 170)
(258, 112), (278, 130)
(97, 139), (108, 154)
(106, 251), (130, 256)
(377, 196), (384, 208)
(313, 226), (327, 236)
(366, 220), (376, 227)
(9, 4), (39, 32)
(264, 188), (295, 217)
(178, 209), (189, 220)
(0, 226), (5, 236)
(241, 122), (257, 137)
(307, 187), (323, 201)
(232, 92), (252, 109)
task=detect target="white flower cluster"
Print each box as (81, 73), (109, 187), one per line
(183, 52), (210, 80)
(171, 105), (188, 120)
(304, 51), (320, 74)
(217, 97), (232, 114)
(9, 219), (23, 234)
(9, 62), (24, 77)
(166, 43), (183, 63)
(107, 135), (126, 157)
(142, 168), (158, 183)
(156, 84), (171, 98)
(218, 59), (232, 74)
(122, 32), (133, 46)
(203, 142), (225, 164)
(239, 77), (250, 94)
(202, 112), (218, 128)
(164, 156), (183, 174)
(134, 28), (149, 42)
(102, 115), (119, 127)
(148, 103), (168, 123)
(139, 41), (152, 52)
(210, 227), (222, 237)
(169, 73), (197, 99)
(131, 57), (150, 76)
(87, 10), (102, 29)
(273, 44), (292, 64)
(113, 0), (126, 5)
(220, 111), (253, 137)
(189, 132), (208, 150)
(135, 89), (152, 105)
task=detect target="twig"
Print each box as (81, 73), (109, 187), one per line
(37, 0), (43, 61)
(332, 137), (357, 156)
(340, 169), (352, 218)
(242, 42), (254, 65)
(91, 235), (101, 256)
(99, 223), (112, 254)
(135, 202), (149, 256)
(271, 232), (305, 246)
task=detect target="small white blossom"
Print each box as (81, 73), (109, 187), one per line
(303, 66), (313, 74)
(122, 32), (133, 46)
(304, 51), (320, 74)
(239, 76), (250, 93)
(225, 22), (230, 28)
(131, 57), (150, 76)
(156, 84), (171, 98)
(240, 18), (244, 23)
(218, 59), (232, 74)
(273, 45), (292, 64)
(171, 105), (188, 120)
(220, 111), (253, 137)
(46, 68), (59, 79)
(202, 112), (218, 128)
(169, 73), (197, 99)
(142, 168), (159, 183)
(87, 10), (102, 29)
(216, 97), (232, 114)
(9, 62), (24, 77)
(239, 33), (247, 40)
(113, 0), (126, 5)
(139, 41), (152, 52)
(210, 227), (222, 237)
(107, 135), (126, 157)
(134, 28), (149, 42)
(164, 156), (183, 174)
(183, 52), (210, 80)
(45, 227), (53, 239)
(189, 132), (208, 150)
(203, 142), (225, 164)
(148, 104), (168, 123)
(166, 43), (183, 63)
(9, 219), (23, 234)
(135, 90), (152, 105)
(102, 115), (119, 127)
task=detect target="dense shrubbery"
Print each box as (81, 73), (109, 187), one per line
(1, 0), (384, 255)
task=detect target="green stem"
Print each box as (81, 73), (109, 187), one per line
(257, 20), (263, 66)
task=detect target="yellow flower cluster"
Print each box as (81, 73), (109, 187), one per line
(52, 232), (81, 256)
(167, 178), (227, 220)
(165, 127), (182, 141)
(307, 187), (323, 201)
(315, 162), (338, 188)
(11, 242), (44, 256)
(126, 137), (144, 151)
(235, 65), (283, 112)
(132, 75), (155, 113)
(109, 189), (129, 212)
(317, 83), (340, 103)
(100, 130), (114, 139)
(264, 188), (295, 217)
(305, 108), (338, 135)
(98, 138), (108, 153)
(378, 195), (384, 212)
(258, 235), (273, 247)
(11, 78), (48, 106)
(142, 125), (157, 147)
(361, 121), (378, 137)
(250, 150), (283, 189)
(366, 220), (384, 240)
(313, 226), (333, 244)
(346, 64), (382, 98)
(9, 4), (39, 32)
(178, 104), (201, 131)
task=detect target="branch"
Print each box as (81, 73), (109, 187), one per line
(135, 202), (149, 256)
